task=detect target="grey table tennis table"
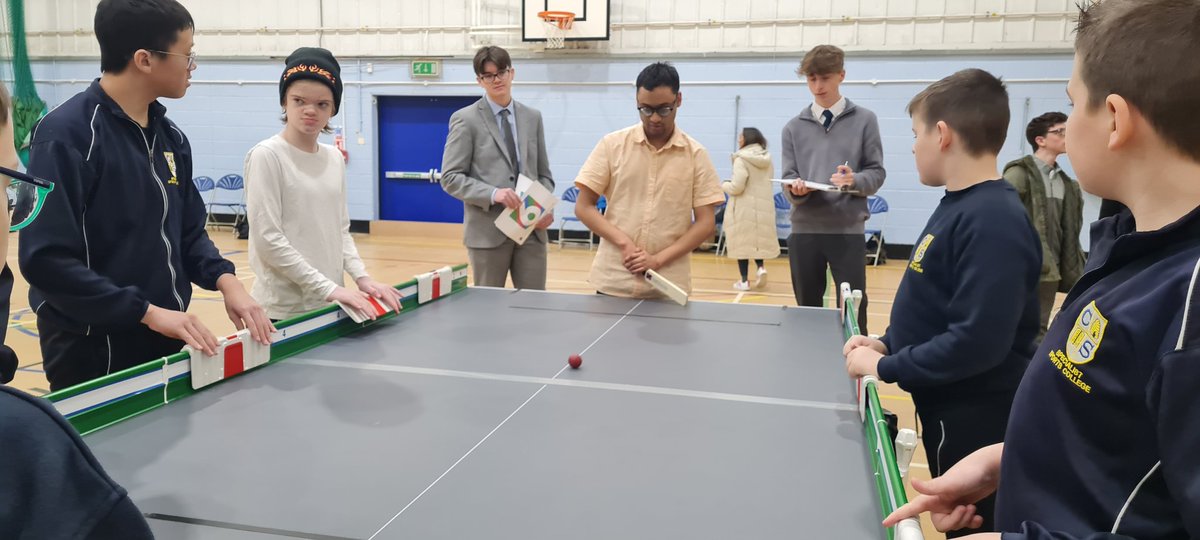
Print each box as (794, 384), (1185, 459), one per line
(62, 279), (913, 540)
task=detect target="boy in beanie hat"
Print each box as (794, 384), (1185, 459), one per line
(440, 45), (555, 289)
(245, 46), (402, 321)
(279, 47), (343, 116)
(19, 0), (273, 392)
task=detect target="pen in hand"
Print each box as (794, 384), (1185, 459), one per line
(838, 161), (850, 190)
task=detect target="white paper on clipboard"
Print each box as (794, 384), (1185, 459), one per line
(770, 179), (860, 195)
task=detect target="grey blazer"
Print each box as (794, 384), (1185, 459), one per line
(440, 98), (555, 249)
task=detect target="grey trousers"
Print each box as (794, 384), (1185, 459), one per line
(468, 238), (548, 290)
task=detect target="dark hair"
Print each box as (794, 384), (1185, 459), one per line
(636, 62), (680, 94)
(907, 68), (1010, 157)
(473, 46), (512, 76)
(741, 127), (767, 149)
(1076, 0), (1200, 163)
(1026, 111), (1068, 149)
(798, 45), (845, 77)
(95, 0), (194, 74)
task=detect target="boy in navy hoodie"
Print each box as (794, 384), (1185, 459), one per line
(884, 1), (1200, 538)
(0, 81), (153, 537)
(843, 68), (1041, 536)
(19, 0), (274, 391)
(0, 384), (154, 538)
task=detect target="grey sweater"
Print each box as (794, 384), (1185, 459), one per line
(781, 99), (886, 234)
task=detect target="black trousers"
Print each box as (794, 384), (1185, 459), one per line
(736, 259), (764, 281)
(916, 395), (1014, 537)
(787, 233), (869, 334)
(38, 316), (185, 392)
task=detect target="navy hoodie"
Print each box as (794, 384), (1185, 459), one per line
(996, 206), (1200, 539)
(0, 385), (154, 538)
(877, 179), (1042, 410)
(19, 80), (233, 335)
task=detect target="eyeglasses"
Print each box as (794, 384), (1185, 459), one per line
(637, 105), (676, 118)
(478, 69), (511, 83)
(1047, 128), (1066, 136)
(0, 166), (55, 232)
(148, 50), (197, 70)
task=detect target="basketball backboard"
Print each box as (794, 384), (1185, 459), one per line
(522, 0), (611, 42)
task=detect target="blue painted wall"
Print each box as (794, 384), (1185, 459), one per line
(28, 53), (1094, 246)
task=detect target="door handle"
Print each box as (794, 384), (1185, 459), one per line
(385, 168), (442, 182)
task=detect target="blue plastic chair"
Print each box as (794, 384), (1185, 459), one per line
(773, 191), (792, 253)
(714, 193), (731, 256)
(213, 174), (247, 231)
(192, 176), (218, 229)
(558, 186), (605, 250)
(865, 195), (889, 266)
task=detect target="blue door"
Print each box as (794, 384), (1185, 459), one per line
(377, 95), (479, 222)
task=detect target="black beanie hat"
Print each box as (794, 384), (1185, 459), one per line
(280, 47), (343, 115)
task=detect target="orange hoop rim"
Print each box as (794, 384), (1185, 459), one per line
(537, 10), (576, 28)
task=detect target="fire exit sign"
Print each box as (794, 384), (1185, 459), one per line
(411, 60), (441, 78)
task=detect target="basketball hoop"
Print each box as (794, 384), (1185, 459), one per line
(538, 10), (575, 49)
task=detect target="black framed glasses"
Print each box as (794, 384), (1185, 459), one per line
(148, 50), (197, 69)
(0, 166), (55, 232)
(1047, 127), (1066, 136)
(478, 69), (511, 83)
(637, 105), (676, 118)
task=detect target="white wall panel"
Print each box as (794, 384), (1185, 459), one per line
(14, 0), (1076, 59)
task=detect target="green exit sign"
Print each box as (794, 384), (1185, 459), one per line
(411, 60), (441, 78)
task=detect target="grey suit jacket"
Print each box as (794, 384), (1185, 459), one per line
(440, 98), (555, 249)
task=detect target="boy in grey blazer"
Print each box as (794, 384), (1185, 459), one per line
(441, 46), (555, 289)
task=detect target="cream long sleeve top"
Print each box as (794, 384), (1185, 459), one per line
(245, 134), (368, 320)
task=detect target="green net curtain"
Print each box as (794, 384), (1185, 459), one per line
(5, 0), (47, 166)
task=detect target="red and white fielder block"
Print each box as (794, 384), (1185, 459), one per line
(416, 266), (454, 304)
(336, 295), (397, 324)
(188, 329), (271, 390)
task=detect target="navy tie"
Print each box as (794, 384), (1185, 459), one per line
(500, 109), (519, 175)
(822, 109), (834, 130)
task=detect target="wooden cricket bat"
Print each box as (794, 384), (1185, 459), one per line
(644, 269), (688, 306)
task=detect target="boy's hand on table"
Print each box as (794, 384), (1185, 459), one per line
(142, 305), (219, 356)
(843, 335), (887, 357)
(845, 347), (884, 378)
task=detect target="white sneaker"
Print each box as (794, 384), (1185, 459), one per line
(754, 267), (768, 288)
(733, 280), (751, 291)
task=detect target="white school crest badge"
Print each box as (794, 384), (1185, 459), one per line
(1066, 300), (1107, 365)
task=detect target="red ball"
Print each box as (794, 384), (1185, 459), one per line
(568, 354), (583, 369)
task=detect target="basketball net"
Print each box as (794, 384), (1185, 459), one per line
(538, 11), (575, 49)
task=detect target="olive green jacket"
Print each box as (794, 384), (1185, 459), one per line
(1003, 155), (1085, 291)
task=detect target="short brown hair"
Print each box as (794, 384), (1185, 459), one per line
(798, 45), (845, 76)
(907, 68), (1010, 158)
(473, 46), (512, 76)
(1076, 0), (1200, 162)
